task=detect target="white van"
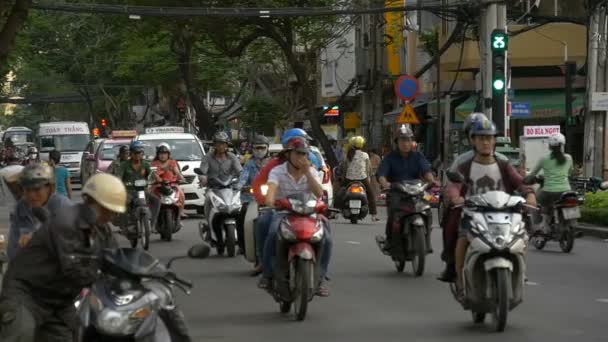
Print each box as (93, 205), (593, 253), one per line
(38, 121), (91, 183)
(135, 130), (206, 213)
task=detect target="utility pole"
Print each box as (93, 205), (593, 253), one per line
(584, 3), (600, 177)
(596, 5), (607, 177)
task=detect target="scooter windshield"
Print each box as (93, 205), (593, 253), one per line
(102, 248), (168, 278)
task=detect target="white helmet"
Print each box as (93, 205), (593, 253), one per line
(0, 165), (24, 183)
(548, 133), (566, 147)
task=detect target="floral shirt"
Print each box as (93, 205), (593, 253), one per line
(345, 150), (370, 181)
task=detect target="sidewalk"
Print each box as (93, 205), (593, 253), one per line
(575, 222), (608, 239)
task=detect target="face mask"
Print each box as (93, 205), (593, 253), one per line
(253, 148), (267, 159)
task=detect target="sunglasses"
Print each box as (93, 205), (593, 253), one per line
(254, 146), (267, 151)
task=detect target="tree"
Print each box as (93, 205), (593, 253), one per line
(0, 0), (30, 72)
(240, 95), (285, 136)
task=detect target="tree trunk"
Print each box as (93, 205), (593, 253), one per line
(0, 0), (30, 67)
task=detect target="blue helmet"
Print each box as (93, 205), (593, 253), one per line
(130, 140), (145, 153)
(469, 118), (497, 138)
(281, 128), (311, 147)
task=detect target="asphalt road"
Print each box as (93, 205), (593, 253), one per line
(143, 207), (608, 342)
(3, 190), (608, 341)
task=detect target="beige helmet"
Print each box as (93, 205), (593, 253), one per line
(20, 164), (55, 189)
(0, 165), (24, 184)
(82, 173), (127, 213)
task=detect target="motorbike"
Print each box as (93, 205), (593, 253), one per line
(447, 190), (528, 332)
(0, 233), (6, 282)
(75, 244), (210, 341)
(121, 178), (152, 250)
(524, 175), (582, 253)
(154, 165), (189, 242)
(268, 193), (328, 321)
(341, 181), (369, 224)
(375, 180), (432, 276)
(242, 184), (270, 264)
(194, 168), (242, 257)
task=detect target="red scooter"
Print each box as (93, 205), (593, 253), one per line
(269, 193), (328, 321)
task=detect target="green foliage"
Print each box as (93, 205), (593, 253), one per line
(240, 96), (285, 136)
(582, 191), (608, 209)
(580, 207), (608, 226)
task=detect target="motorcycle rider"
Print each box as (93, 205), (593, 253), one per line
(257, 135), (333, 296)
(199, 131), (242, 187)
(251, 128), (313, 272)
(0, 173), (126, 341)
(525, 133), (572, 234)
(438, 113), (510, 282)
(239, 135), (271, 267)
(151, 143), (186, 225)
(22, 147), (40, 167)
(339, 135), (379, 221)
(444, 119), (535, 296)
(0, 173), (194, 342)
(377, 124), (436, 251)
(7, 164), (72, 261)
(118, 140), (161, 230)
(107, 145), (130, 176)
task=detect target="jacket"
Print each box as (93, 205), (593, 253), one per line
(1, 203), (118, 308)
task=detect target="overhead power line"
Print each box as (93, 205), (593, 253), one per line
(30, 0), (480, 18)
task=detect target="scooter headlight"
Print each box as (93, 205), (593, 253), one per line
(486, 224), (512, 249)
(279, 220), (297, 242)
(96, 307), (150, 335)
(210, 194), (227, 211)
(310, 226), (324, 243)
(230, 194), (242, 211)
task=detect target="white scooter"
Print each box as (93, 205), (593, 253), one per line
(448, 183), (528, 332)
(195, 168), (242, 257)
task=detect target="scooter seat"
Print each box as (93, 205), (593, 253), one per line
(559, 191), (578, 200)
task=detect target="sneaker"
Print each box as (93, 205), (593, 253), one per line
(258, 277), (272, 290)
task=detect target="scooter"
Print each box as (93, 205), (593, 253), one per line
(121, 178), (152, 250)
(75, 244), (210, 341)
(194, 168), (242, 257)
(341, 181), (369, 224)
(375, 180), (433, 276)
(268, 193), (328, 321)
(154, 165), (189, 242)
(448, 188), (528, 332)
(524, 175), (582, 253)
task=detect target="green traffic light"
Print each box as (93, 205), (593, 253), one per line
(493, 79), (505, 91)
(491, 30), (508, 52)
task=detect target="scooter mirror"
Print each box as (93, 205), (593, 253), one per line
(193, 168), (203, 175)
(600, 181), (608, 191)
(181, 165), (190, 172)
(188, 243), (211, 259)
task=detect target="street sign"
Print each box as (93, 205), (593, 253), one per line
(394, 75), (420, 101)
(523, 125), (560, 137)
(591, 92), (608, 111)
(396, 104), (420, 124)
(344, 112), (360, 129)
(511, 102), (530, 118)
(323, 105), (339, 116)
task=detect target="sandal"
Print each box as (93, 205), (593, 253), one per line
(257, 277), (271, 290)
(250, 264), (263, 277)
(316, 280), (330, 297)
(371, 216), (381, 222)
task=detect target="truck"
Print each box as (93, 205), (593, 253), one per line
(38, 121), (91, 183)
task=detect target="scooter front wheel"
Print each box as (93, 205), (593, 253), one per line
(225, 224), (237, 257)
(138, 216), (150, 250)
(294, 258), (312, 321)
(492, 268), (510, 332)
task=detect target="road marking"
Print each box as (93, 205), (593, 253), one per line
(525, 280), (539, 286)
(345, 241), (361, 245)
(595, 298), (608, 303)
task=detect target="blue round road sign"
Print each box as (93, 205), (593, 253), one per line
(394, 75), (420, 101)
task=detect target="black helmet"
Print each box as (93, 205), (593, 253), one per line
(119, 145), (130, 154)
(20, 164), (54, 189)
(469, 118), (497, 138)
(213, 131), (230, 144)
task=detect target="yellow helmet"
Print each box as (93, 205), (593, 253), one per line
(82, 173), (127, 214)
(349, 136), (366, 149)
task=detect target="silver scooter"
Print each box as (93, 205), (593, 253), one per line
(194, 168), (242, 257)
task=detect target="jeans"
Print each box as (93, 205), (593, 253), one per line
(261, 211), (333, 281)
(254, 210), (274, 262)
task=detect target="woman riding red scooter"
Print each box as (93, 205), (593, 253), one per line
(151, 143), (186, 222)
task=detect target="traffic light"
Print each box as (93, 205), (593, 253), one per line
(491, 29), (508, 93)
(100, 118), (107, 127)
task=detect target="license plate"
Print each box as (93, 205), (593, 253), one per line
(562, 207), (581, 220)
(138, 191), (146, 200)
(349, 200), (362, 209)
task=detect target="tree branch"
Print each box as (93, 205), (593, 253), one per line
(0, 0), (31, 66)
(414, 20), (465, 79)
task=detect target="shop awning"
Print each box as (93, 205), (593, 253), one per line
(454, 89), (585, 122)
